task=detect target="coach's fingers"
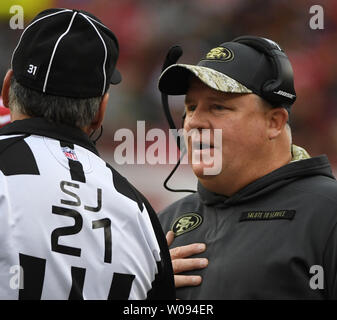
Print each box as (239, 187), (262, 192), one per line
(175, 275), (202, 288)
(166, 231), (175, 247)
(172, 258), (208, 274)
(170, 243), (206, 260)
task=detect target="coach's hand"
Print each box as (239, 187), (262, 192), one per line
(166, 231), (208, 288)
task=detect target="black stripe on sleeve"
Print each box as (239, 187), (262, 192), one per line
(141, 194), (175, 300)
(106, 163), (143, 211)
(60, 141), (86, 183)
(0, 135), (40, 176)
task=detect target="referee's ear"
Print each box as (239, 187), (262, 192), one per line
(89, 92), (109, 131)
(1, 69), (13, 109)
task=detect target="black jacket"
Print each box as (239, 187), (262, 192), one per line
(159, 155), (337, 299)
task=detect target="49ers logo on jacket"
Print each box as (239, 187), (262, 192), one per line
(171, 213), (203, 237)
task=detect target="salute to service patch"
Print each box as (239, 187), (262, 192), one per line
(239, 210), (296, 222)
(171, 213), (203, 237)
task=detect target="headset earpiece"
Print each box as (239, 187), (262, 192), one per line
(232, 36), (296, 108)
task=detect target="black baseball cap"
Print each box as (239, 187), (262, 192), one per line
(11, 8), (121, 98)
(159, 39), (296, 110)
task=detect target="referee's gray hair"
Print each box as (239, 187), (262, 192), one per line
(8, 76), (101, 128)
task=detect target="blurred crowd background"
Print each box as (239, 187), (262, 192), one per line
(0, 0), (336, 211)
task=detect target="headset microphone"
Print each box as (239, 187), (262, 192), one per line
(161, 46), (196, 194)
(161, 46), (183, 136)
(162, 46), (183, 72)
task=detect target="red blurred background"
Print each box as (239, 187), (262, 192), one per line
(0, 0), (336, 211)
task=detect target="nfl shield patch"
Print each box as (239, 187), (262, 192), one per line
(61, 146), (78, 161)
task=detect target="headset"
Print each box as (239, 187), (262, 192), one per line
(232, 35), (296, 109)
(160, 36), (296, 193)
(160, 46), (196, 193)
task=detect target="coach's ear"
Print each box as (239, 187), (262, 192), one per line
(267, 107), (288, 140)
(90, 92), (109, 131)
(2, 69), (13, 108)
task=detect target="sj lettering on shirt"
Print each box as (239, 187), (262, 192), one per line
(0, 118), (174, 300)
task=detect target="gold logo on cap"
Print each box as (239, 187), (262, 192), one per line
(205, 47), (234, 62)
(171, 213), (203, 237)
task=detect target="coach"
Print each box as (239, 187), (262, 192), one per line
(158, 36), (337, 299)
(0, 8), (174, 300)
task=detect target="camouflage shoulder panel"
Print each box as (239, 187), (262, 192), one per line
(291, 144), (311, 162)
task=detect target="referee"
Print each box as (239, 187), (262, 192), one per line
(0, 8), (174, 300)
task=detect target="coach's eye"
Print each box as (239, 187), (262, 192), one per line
(211, 104), (231, 113)
(185, 105), (197, 113)
(212, 105), (226, 110)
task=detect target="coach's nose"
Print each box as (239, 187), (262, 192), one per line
(184, 105), (210, 131)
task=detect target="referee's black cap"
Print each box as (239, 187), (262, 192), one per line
(11, 8), (121, 98)
(159, 38), (296, 110)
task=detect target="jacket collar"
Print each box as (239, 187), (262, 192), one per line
(0, 118), (99, 156)
(197, 154), (334, 207)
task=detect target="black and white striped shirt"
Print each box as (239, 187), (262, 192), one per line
(0, 118), (174, 300)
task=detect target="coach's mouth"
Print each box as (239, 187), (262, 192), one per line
(191, 141), (215, 150)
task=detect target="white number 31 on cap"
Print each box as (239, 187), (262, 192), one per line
(27, 64), (37, 76)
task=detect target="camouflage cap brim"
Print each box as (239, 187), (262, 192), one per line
(159, 63), (253, 95)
